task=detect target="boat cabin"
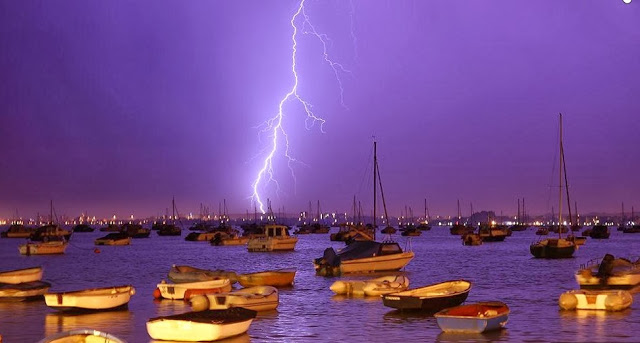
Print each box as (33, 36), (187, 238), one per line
(262, 225), (291, 237)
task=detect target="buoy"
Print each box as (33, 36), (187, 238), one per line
(153, 288), (162, 299)
(94, 248), (101, 254)
(190, 295), (210, 312)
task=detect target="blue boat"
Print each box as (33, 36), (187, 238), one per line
(434, 301), (509, 333)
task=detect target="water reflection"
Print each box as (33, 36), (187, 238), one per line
(44, 309), (132, 337)
(152, 299), (190, 317)
(331, 294), (382, 303)
(435, 329), (509, 342)
(150, 332), (251, 343)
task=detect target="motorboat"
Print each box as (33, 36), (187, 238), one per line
(434, 301), (509, 333)
(559, 289), (632, 311)
(94, 232), (131, 246)
(44, 285), (135, 311)
(71, 224), (94, 233)
(247, 224), (298, 252)
(30, 224), (72, 242)
(0, 266), (43, 284)
(185, 231), (218, 242)
(478, 224), (508, 242)
(314, 240), (414, 277)
(382, 279), (471, 312)
(190, 286), (279, 312)
(0, 280), (51, 300)
(575, 254), (640, 292)
(210, 231), (249, 246)
(530, 238), (575, 259)
(156, 279), (232, 300)
(330, 275), (409, 296)
(121, 223), (150, 238)
(461, 233), (482, 246)
(237, 269), (296, 287)
(146, 308), (257, 342)
(168, 265), (237, 284)
(589, 224), (610, 239)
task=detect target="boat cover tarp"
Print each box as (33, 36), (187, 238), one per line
(336, 241), (383, 261)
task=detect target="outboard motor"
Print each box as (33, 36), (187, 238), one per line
(596, 253), (615, 285)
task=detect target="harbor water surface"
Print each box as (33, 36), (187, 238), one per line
(0, 227), (639, 342)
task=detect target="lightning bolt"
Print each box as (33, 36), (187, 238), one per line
(251, 0), (350, 213)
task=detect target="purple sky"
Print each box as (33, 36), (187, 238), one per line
(1, 1), (639, 220)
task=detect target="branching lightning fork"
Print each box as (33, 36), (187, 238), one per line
(251, 0), (350, 213)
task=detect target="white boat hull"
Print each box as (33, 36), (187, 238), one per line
(0, 267), (43, 284)
(336, 252), (415, 274)
(247, 237), (298, 252)
(157, 279), (232, 300)
(44, 285), (135, 311)
(147, 317), (253, 341)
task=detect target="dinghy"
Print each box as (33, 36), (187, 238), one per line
(559, 289), (632, 311)
(0, 266), (43, 284)
(156, 279), (232, 300)
(382, 280), (471, 312)
(44, 285), (135, 311)
(38, 329), (126, 343)
(146, 308), (257, 342)
(237, 269), (296, 287)
(190, 286), (279, 312)
(330, 275), (409, 296)
(434, 301), (510, 333)
(19, 240), (68, 255)
(0, 280), (51, 300)
(168, 265), (237, 284)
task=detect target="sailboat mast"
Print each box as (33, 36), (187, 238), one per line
(373, 140), (377, 240)
(558, 113), (563, 238)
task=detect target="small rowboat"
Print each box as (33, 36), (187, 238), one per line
(19, 241), (68, 255)
(330, 275), (409, 296)
(0, 280), (51, 301)
(382, 280), (472, 312)
(156, 279), (232, 300)
(434, 301), (510, 333)
(146, 308), (257, 342)
(168, 265), (237, 284)
(37, 329), (126, 343)
(559, 289), (633, 311)
(237, 269), (296, 288)
(190, 286), (279, 312)
(44, 285), (135, 311)
(0, 266), (43, 284)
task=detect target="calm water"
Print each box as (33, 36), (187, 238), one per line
(1, 226), (639, 342)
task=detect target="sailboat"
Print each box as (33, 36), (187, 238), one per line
(313, 141), (414, 276)
(417, 198), (432, 230)
(530, 114), (576, 259)
(156, 197), (182, 236)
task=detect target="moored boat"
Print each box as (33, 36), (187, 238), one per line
(575, 254), (640, 292)
(589, 224), (610, 239)
(146, 308), (257, 342)
(44, 285), (135, 311)
(94, 232), (131, 246)
(559, 289), (632, 311)
(247, 224), (298, 252)
(190, 286), (279, 312)
(156, 279), (232, 300)
(211, 231), (249, 246)
(314, 240), (414, 277)
(71, 224), (94, 233)
(434, 301), (509, 333)
(0, 266), (43, 284)
(30, 224), (72, 242)
(168, 265), (238, 284)
(331, 275), (409, 296)
(461, 233), (482, 246)
(530, 238), (576, 259)
(19, 240), (68, 255)
(0, 280), (51, 300)
(382, 279), (471, 312)
(38, 329), (126, 343)
(1, 224), (36, 238)
(237, 269), (296, 288)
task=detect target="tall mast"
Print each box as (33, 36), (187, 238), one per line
(558, 113), (563, 239)
(373, 140), (377, 240)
